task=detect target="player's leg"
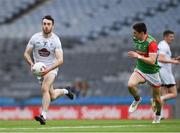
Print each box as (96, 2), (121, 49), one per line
(160, 69), (176, 102)
(128, 71), (145, 100)
(160, 85), (177, 119)
(161, 86), (168, 96)
(152, 86), (162, 123)
(48, 69), (74, 100)
(41, 73), (55, 118)
(35, 73), (54, 125)
(128, 71), (145, 112)
(49, 84), (74, 101)
(143, 72), (162, 123)
(151, 86), (166, 113)
(49, 85), (65, 100)
(160, 70), (177, 119)
(162, 85), (177, 101)
(159, 86), (167, 118)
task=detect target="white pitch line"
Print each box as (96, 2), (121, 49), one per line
(0, 125), (146, 130)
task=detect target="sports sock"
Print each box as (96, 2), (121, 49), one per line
(41, 110), (47, 119)
(156, 110), (161, 116)
(62, 89), (68, 94)
(155, 115), (161, 121)
(160, 105), (164, 118)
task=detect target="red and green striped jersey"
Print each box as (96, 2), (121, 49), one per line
(133, 34), (160, 74)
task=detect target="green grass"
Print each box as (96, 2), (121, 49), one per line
(0, 119), (180, 132)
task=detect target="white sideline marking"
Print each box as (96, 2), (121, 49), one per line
(0, 125), (146, 130)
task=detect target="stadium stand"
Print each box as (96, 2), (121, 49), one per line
(0, 0), (47, 24)
(0, 0), (180, 101)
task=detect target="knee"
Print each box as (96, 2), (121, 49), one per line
(169, 86), (177, 98)
(128, 82), (136, 89)
(50, 93), (56, 101)
(41, 85), (49, 93)
(173, 91), (177, 98)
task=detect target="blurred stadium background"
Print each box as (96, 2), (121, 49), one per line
(0, 0), (180, 120)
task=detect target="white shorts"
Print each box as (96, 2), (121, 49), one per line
(48, 68), (59, 77)
(159, 67), (176, 85)
(135, 68), (161, 88)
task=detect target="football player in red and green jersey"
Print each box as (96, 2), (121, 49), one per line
(127, 22), (162, 124)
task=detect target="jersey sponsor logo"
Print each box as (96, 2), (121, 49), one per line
(38, 48), (50, 57)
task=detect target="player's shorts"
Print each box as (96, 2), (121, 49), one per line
(134, 68), (161, 88)
(159, 67), (176, 86)
(36, 68), (59, 84)
(48, 68), (59, 77)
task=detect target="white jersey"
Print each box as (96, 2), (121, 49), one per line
(158, 40), (172, 71)
(158, 40), (175, 85)
(27, 32), (63, 68)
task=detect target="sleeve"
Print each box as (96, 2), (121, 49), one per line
(158, 42), (167, 55)
(26, 36), (35, 48)
(55, 37), (62, 51)
(148, 41), (158, 54)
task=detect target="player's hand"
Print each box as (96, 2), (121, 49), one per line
(172, 59), (180, 64)
(30, 64), (34, 72)
(39, 68), (51, 76)
(128, 51), (139, 58)
(174, 56), (180, 61)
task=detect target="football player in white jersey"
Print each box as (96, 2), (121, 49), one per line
(24, 15), (74, 125)
(156, 30), (180, 118)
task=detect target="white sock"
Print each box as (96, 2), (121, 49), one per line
(41, 110), (47, 119)
(161, 106), (164, 118)
(156, 115), (161, 121)
(160, 96), (164, 118)
(62, 89), (68, 94)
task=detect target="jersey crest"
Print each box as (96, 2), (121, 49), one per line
(38, 48), (50, 57)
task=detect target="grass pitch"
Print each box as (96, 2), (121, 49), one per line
(0, 119), (179, 132)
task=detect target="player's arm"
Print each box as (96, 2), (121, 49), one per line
(24, 35), (35, 68)
(24, 47), (34, 67)
(174, 56), (180, 60)
(41, 49), (63, 76)
(139, 53), (157, 65)
(49, 49), (64, 70)
(128, 51), (157, 65)
(128, 41), (158, 65)
(158, 54), (180, 64)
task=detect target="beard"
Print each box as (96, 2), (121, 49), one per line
(43, 28), (52, 35)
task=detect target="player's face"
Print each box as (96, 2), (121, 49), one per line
(133, 30), (143, 40)
(42, 19), (54, 34)
(166, 34), (175, 44)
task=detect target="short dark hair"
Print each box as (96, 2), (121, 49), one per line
(163, 30), (174, 37)
(42, 15), (54, 24)
(132, 22), (147, 33)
